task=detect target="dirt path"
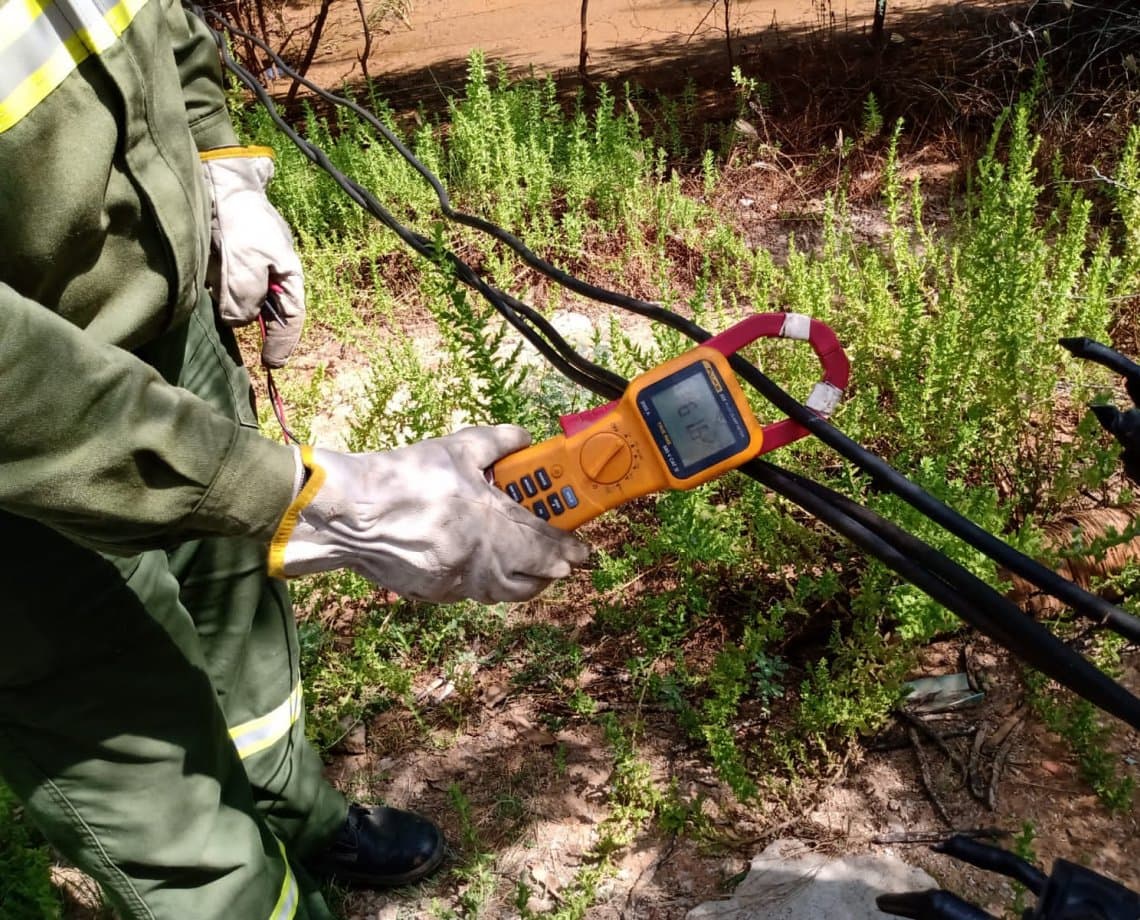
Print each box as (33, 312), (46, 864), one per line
(323, 634), (1140, 920)
(302, 0), (960, 103)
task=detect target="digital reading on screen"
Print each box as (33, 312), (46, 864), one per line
(638, 362), (751, 478)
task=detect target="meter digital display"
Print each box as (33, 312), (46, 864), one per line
(637, 362), (751, 479)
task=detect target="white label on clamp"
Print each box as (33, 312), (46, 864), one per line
(780, 312), (812, 341)
(806, 381), (844, 416)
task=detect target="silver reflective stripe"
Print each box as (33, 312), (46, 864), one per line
(0, 0), (149, 134)
(0, 0), (48, 56)
(270, 840), (299, 920)
(229, 682), (303, 761)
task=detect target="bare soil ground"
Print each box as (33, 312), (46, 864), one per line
(325, 628), (1140, 919)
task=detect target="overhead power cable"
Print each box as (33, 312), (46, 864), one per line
(194, 6), (1140, 731)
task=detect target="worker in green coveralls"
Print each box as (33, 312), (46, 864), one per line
(0, 2), (588, 917)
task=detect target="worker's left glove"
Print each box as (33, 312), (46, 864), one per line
(200, 146), (305, 368)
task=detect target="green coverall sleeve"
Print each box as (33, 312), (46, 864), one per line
(0, 284), (296, 554)
(168, 1), (241, 151)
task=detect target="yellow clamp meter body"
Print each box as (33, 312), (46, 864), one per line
(495, 347), (760, 530)
(492, 312), (851, 531)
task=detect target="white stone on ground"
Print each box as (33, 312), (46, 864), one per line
(686, 838), (937, 920)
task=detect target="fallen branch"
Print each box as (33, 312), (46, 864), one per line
(909, 726), (953, 827)
(988, 716), (1025, 810)
(968, 724), (990, 804)
(897, 710), (968, 779)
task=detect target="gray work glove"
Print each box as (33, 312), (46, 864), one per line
(200, 146), (305, 367)
(268, 426), (590, 604)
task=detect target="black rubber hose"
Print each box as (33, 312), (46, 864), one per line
(876, 889), (999, 920)
(934, 836), (1048, 895)
(1061, 336), (1140, 405)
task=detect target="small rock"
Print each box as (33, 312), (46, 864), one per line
(481, 683), (510, 707)
(720, 856), (749, 881)
(332, 718), (366, 755)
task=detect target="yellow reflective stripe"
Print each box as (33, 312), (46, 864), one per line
(199, 145), (276, 162)
(0, 0), (51, 56)
(228, 682), (303, 760)
(270, 840), (299, 920)
(268, 445), (326, 580)
(0, 0), (149, 134)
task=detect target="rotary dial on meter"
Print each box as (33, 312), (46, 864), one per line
(579, 431), (634, 484)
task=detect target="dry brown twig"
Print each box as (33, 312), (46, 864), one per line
(988, 714), (1025, 810)
(908, 725), (954, 827)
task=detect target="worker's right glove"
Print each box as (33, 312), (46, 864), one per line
(268, 425), (590, 604)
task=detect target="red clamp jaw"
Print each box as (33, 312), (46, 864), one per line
(558, 312), (850, 454)
(704, 311), (850, 453)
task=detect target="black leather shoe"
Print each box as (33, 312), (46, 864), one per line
(307, 804), (446, 888)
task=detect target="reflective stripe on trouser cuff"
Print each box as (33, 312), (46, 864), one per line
(0, 0), (150, 134)
(229, 682), (303, 761)
(271, 839), (299, 920)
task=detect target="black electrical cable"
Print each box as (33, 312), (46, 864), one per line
(745, 461), (1140, 732)
(199, 8), (1140, 646)
(191, 9), (1140, 730)
(726, 357), (1140, 645)
(201, 15), (676, 318)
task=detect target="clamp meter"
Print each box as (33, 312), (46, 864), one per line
(492, 312), (850, 530)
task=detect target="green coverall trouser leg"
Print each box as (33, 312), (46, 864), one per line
(0, 294), (346, 920)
